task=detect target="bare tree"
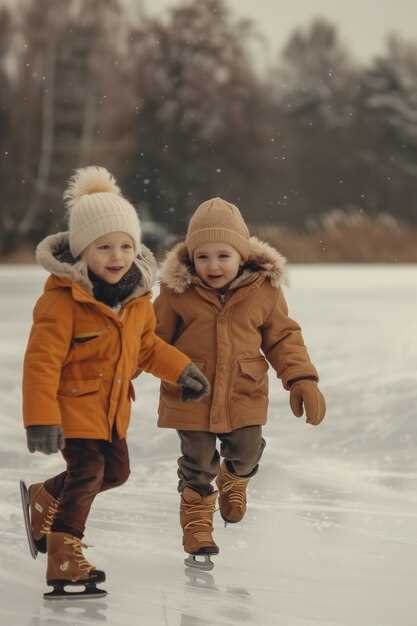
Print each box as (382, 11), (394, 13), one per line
(0, 6), (16, 254)
(13, 0), (129, 246)
(125, 0), (269, 232)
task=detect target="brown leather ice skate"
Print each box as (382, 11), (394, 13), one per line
(28, 483), (61, 553)
(180, 487), (219, 571)
(180, 487), (219, 555)
(215, 461), (250, 524)
(45, 532), (106, 599)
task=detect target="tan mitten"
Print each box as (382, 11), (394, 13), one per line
(289, 380), (326, 426)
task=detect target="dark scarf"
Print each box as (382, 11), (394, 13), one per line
(88, 263), (141, 308)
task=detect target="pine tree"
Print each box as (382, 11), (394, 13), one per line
(356, 35), (417, 222)
(269, 18), (359, 228)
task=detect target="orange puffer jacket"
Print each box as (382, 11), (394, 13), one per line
(22, 232), (190, 440)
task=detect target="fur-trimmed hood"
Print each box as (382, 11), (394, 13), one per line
(159, 236), (287, 294)
(36, 231), (157, 301)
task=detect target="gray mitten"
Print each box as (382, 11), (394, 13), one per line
(177, 363), (210, 402)
(26, 425), (65, 454)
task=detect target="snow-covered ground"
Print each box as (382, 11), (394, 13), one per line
(0, 264), (416, 626)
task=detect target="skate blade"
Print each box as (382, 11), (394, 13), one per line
(184, 555), (214, 571)
(19, 480), (38, 560)
(44, 585), (107, 600)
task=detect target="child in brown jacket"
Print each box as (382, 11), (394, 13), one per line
(154, 197), (326, 567)
(21, 167), (208, 597)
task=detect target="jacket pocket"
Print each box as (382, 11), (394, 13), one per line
(72, 333), (101, 345)
(233, 357), (268, 404)
(160, 378), (182, 405)
(66, 330), (108, 367)
(239, 358), (268, 381)
(58, 378), (101, 397)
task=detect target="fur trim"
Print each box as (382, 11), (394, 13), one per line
(159, 242), (194, 294)
(245, 236), (288, 288)
(160, 236), (287, 294)
(36, 231), (157, 300)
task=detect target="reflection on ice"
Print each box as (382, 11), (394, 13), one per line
(24, 601), (108, 626)
(184, 566), (219, 592)
(183, 566), (254, 624)
(41, 599), (108, 623)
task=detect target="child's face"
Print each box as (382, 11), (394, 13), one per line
(193, 242), (242, 289)
(82, 231), (135, 284)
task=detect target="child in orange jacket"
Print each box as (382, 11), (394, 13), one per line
(21, 166), (209, 597)
(154, 197), (326, 569)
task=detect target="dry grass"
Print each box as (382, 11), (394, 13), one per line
(0, 246), (36, 264)
(253, 211), (417, 263)
(1, 211), (416, 264)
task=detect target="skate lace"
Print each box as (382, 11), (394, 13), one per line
(63, 536), (94, 574)
(182, 502), (217, 531)
(220, 477), (248, 509)
(40, 497), (61, 536)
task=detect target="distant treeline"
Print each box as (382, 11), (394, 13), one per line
(0, 0), (416, 257)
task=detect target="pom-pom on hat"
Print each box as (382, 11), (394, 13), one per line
(64, 166), (141, 257)
(186, 197), (250, 260)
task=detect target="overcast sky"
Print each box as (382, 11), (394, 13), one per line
(143, 0), (417, 64)
(2, 0), (416, 65)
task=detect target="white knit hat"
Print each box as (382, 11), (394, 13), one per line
(64, 166), (141, 257)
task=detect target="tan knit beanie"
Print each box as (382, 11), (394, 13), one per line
(185, 197), (250, 260)
(64, 166), (141, 257)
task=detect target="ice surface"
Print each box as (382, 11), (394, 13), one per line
(0, 264), (416, 625)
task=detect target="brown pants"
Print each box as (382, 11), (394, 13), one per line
(177, 426), (266, 496)
(44, 434), (130, 539)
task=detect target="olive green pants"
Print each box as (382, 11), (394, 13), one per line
(177, 425), (266, 496)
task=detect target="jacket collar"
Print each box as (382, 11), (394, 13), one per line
(159, 236), (287, 294)
(36, 231), (158, 302)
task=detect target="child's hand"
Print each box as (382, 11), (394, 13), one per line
(26, 425), (66, 454)
(177, 363), (210, 402)
(289, 380), (326, 425)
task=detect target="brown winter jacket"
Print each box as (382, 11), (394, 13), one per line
(22, 233), (190, 440)
(154, 237), (319, 433)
